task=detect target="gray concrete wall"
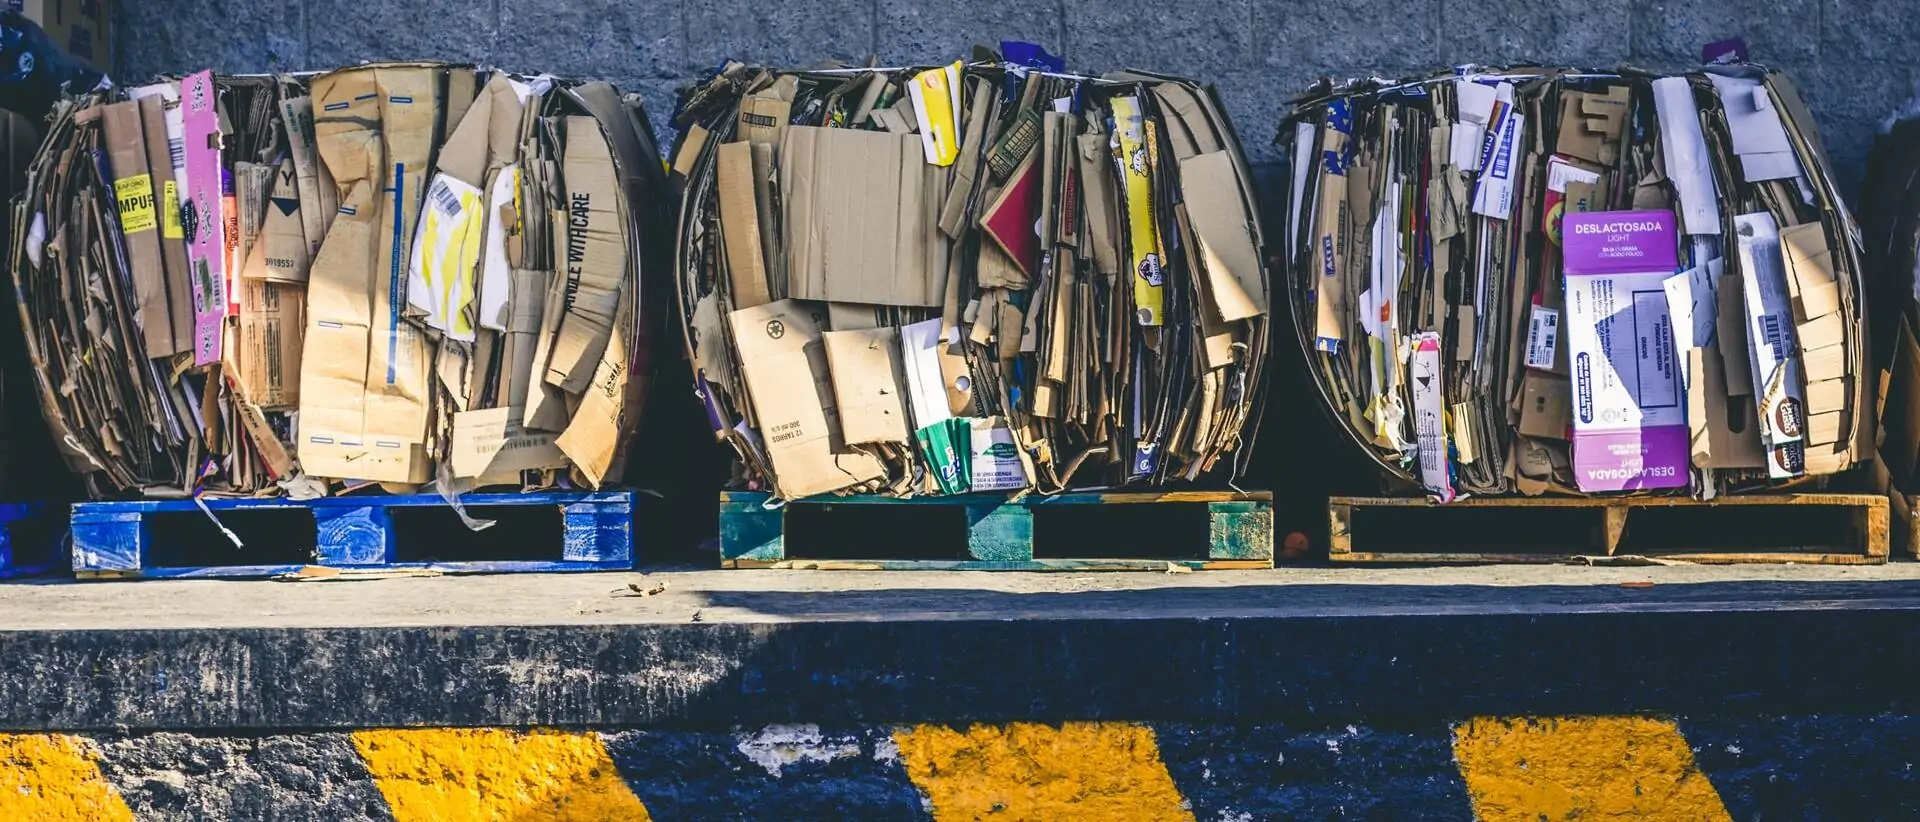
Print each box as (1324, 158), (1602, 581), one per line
(117, 0), (1919, 194)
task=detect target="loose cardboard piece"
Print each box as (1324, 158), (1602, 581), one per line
(968, 416), (1028, 491)
(543, 117), (628, 393)
(298, 64), (440, 484)
(449, 406), (568, 481)
(1563, 210), (1687, 491)
(1652, 77), (1722, 235)
(1179, 150), (1266, 321)
(102, 100), (179, 357)
(899, 317), (953, 429)
(729, 299), (886, 499)
(823, 327), (910, 445)
(1112, 96), (1164, 326)
(405, 172), (486, 341)
(1733, 211), (1808, 478)
(238, 279), (304, 409)
(781, 126), (943, 307)
(279, 96), (336, 255)
(717, 141), (772, 309)
(137, 94), (196, 353)
(1687, 345), (1766, 468)
(181, 71), (228, 366)
(251, 158), (311, 283)
(1518, 373), (1571, 440)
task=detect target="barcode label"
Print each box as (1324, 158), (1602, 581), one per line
(1525, 305), (1559, 370)
(429, 181), (463, 216)
(168, 138), (185, 171)
(1760, 313), (1788, 359)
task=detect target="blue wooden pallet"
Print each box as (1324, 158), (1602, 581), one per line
(719, 490), (1274, 570)
(70, 491), (635, 579)
(0, 503), (63, 579)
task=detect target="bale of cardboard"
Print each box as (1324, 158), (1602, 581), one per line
(1862, 90), (1920, 545)
(667, 45), (1272, 500)
(8, 63), (672, 500)
(1280, 65), (1868, 499)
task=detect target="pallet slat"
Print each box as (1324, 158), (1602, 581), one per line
(719, 490), (1274, 570)
(1329, 494), (1888, 565)
(71, 491), (636, 579)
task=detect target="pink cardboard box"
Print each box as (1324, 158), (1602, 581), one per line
(1563, 210), (1687, 491)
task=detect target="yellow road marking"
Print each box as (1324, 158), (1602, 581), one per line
(894, 722), (1195, 821)
(1453, 716), (1732, 822)
(0, 734), (134, 822)
(353, 728), (649, 821)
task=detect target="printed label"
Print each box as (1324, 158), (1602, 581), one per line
(114, 175), (157, 234)
(161, 181), (184, 239)
(1525, 305), (1559, 370)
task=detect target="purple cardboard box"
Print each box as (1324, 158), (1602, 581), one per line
(1562, 210), (1688, 491)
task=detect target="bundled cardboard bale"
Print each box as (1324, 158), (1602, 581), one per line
(1281, 65), (1868, 499)
(670, 48), (1271, 500)
(9, 63), (671, 499)
(1863, 93), (1920, 539)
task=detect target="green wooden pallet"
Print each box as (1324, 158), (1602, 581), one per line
(718, 490), (1274, 570)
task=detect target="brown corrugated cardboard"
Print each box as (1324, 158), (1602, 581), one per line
(250, 158), (310, 283)
(234, 161), (274, 274)
(100, 101), (178, 357)
(503, 268), (549, 411)
(737, 76), (796, 149)
(1180, 150), (1266, 322)
(1688, 345), (1766, 468)
(554, 259), (644, 488)
(717, 141), (772, 309)
(1716, 272), (1755, 397)
(781, 126), (945, 307)
(1518, 373), (1570, 440)
(136, 94), (195, 354)
(542, 116), (627, 394)
(729, 299), (886, 499)
(823, 327), (910, 445)
(238, 279), (303, 409)
(278, 96), (336, 255)
(672, 123), (710, 177)
(1076, 131), (1120, 278)
(523, 209), (572, 433)
(449, 405), (567, 481)
(297, 64), (442, 484)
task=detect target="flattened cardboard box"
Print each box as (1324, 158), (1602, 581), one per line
(298, 64), (441, 484)
(782, 126), (945, 307)
(729, 299), (885, 499)
(99, 100), (178, 357)
(822, 327), (909, 445)
(239, 279), (303, 409)
(450, 406), (567, 483)
(543, 116), (627, 394)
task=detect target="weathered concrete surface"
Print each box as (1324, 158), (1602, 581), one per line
(6, 716), (1919, 819)
(4, 571), (1920, 729)
(0, 571), (1916, 816)
(112, 0), (1918, 197)
(3, 563), (1918, 629)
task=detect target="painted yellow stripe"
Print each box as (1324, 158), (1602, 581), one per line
(0, 734), (134, 822)
(353, 728), (650, 821)
(894, 722), (1195, 821)
(1453, 716), (1732, 822)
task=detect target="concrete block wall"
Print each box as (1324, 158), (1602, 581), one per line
(117, 0), (1918, 193)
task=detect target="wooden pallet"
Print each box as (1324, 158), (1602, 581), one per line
(0, 503), (63, 579)
(1329, 493), (1889, 565)
(720, 490), (1274, 570)
(70, 491), (635, 579)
